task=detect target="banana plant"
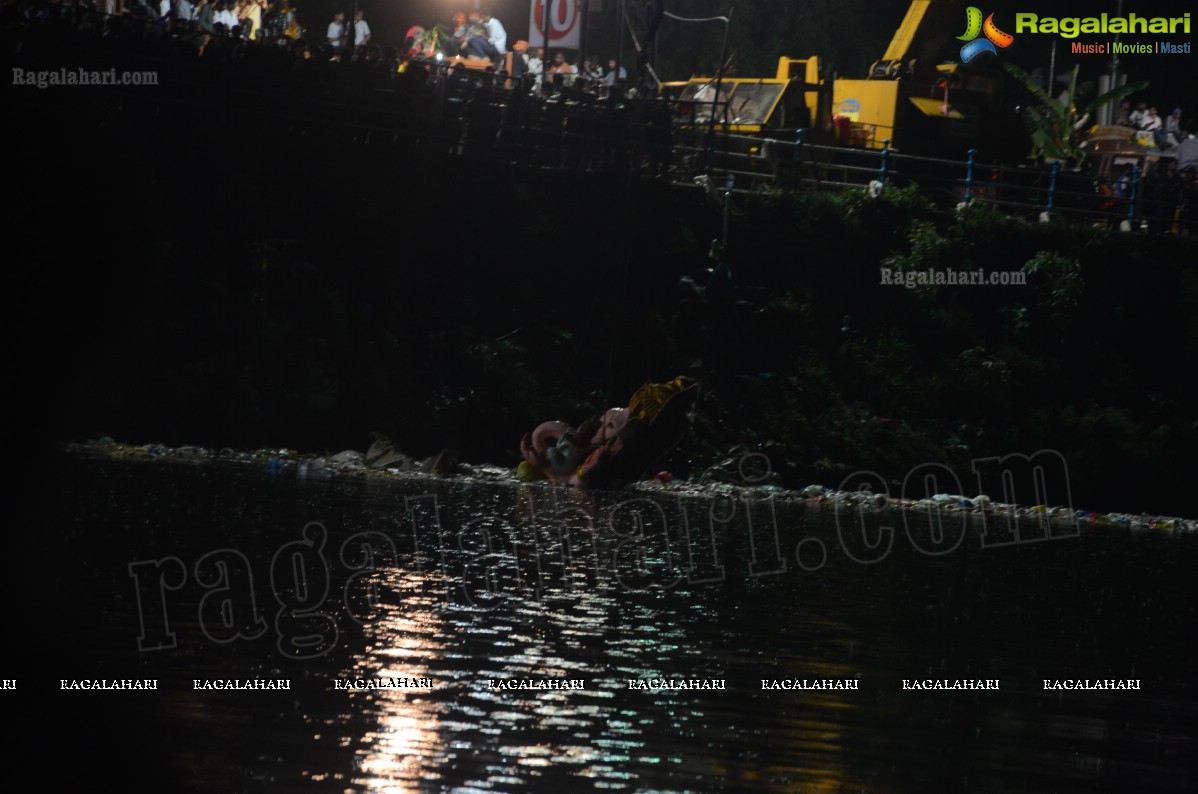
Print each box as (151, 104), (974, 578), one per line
(1003, 62), (1147, 164)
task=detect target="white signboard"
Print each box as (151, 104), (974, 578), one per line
(529, 0), (582, 49)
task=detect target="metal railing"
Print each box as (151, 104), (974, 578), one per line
(670, 129), (1190, 233)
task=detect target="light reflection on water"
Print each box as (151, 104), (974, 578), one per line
(347, 579), (448, 793)
(29, 453), (1198, 793)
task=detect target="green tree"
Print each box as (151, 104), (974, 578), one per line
(1003, 62), (1146, 164)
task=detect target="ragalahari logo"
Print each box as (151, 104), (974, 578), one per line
(958, 7), (1014, 63)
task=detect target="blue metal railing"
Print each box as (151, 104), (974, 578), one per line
(673, 130), (1179, 232)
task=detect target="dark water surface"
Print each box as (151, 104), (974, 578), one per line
(11, 451), (1196, 793)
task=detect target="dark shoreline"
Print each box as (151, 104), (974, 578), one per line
(54, 439), (1198, 530)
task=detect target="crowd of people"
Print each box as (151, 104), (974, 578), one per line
(37, 0), (305, 40)
(1, 0), (675, 177)
(402, 7), (632, 96)
(1094, 99), (1197, 233)
(1114, 100), (1189, 150)
(0, 0), (644, 96)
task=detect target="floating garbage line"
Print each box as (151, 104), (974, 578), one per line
(59, 439), (1196, 534)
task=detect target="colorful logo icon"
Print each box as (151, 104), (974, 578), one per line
(957, 7), (1014, 63)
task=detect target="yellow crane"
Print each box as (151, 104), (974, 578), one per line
(671, 1), (1012, 159)
(827, 0), (1006, 154)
